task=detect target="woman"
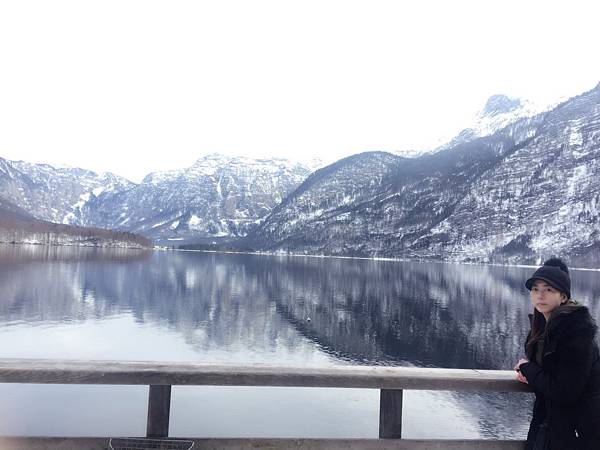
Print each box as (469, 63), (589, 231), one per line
(515, 258), (600, 449)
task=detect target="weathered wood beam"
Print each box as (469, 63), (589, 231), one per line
(0, 437), (528, 450)
(0, 359), (531, 392)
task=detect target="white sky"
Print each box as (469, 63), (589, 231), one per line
(1, 0), (599, 183)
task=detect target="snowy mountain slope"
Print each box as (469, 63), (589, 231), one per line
(69, 154), (314, 243)
(248, 83), (600, 263)
(3, 82), (599, 262)
(431, 94), (552, 154)
(0, 158), (135, 224)
(0, 195), (151, 248)
(247, 151), (406, 253)
(248, 115), (541, 256)
(421, 83), (600, 264)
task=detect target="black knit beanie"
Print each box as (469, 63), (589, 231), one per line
(525, 258), (571, 299)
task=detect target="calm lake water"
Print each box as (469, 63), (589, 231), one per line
(1, 244), (599, 439)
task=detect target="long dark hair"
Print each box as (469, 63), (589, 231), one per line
(525, 308), (546, 360)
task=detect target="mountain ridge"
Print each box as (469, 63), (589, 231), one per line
(2, 83), (599, 263)
(246, 82), (600, 264)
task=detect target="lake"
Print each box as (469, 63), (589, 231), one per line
(1, 245), (598, 439)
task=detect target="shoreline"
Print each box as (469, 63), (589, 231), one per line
(4, 241), (598, 272)
(169, 247), (600, 272)
(0, 241), (150, 251)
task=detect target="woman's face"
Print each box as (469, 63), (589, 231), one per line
(530, 279), (566, 317)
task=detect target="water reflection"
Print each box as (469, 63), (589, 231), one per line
(3, 247), (598, 368)
(1, 245), (598, 438)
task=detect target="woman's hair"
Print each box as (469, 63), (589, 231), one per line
(524, 257), (570, 359)
(525, 309), (546, 360)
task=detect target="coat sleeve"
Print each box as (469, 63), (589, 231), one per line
(519, 335), (595, 406)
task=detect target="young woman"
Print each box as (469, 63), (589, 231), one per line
(515, 258), (600, 449)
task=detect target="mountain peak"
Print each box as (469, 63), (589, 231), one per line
(192, 153), (234, 165)
(431, 93), (549, 154)
(481, 95), (522, 117)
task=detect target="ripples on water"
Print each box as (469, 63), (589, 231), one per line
(1, 244), (599, 438)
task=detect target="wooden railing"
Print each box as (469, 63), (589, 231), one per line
(0, 358), (531, 449)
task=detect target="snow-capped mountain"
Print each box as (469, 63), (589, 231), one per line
(388, 94), (551, 160)
(68, 154), (314, 243)
(472, 94), (545, 136)
(434, 94), (552, 153)
(3, 82), (600, 263)
(0, 158), (135, 224)
(420, 84), (600, 265)
(247, 115), (539, 256)
(248, 82), (600, 265)
(1, 154), (316, 244)
(0, 194), (151, 248)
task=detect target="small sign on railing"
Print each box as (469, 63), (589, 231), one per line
(109, 438), (194, 450)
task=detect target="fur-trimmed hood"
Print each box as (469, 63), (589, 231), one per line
(528, 304), (598, 341)
(545, 304), (598, 341)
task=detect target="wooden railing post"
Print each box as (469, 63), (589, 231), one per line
(379, 388), (403, 439)
(146, 384), (172, 438)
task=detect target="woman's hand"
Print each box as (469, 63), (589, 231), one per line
(514, 358), (529, 370)
(516, 371), (529, 384)
(514, 357), (529, 384)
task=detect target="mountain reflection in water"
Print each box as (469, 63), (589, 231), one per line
(1, 245), (598, 438)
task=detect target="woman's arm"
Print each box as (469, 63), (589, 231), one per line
(519, 336), (595, 405)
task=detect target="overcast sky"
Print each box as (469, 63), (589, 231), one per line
(1, 0), (599, 182)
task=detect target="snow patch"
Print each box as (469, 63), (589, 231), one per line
(62, 212), (76, 224)
(151, 219), (170, 229)
(92, 187), (105, 196)
(567, 165), (588, 197)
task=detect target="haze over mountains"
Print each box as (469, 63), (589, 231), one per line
(2, 84), (599, 264)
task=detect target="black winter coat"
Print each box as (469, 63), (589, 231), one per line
(520, 306), (600, 450)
